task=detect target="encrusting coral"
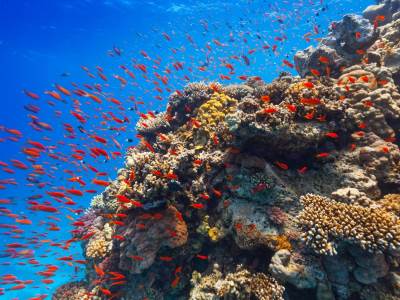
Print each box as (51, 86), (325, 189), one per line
(55, 2), (400, 299)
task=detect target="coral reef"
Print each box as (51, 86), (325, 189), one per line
(56, 2), (400, 299)
(52, 281), (89, 300)
(298, 194), (400, 255)
(190, 264), (285, 300)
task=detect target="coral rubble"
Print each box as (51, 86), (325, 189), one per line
(54, 1), (400, 299)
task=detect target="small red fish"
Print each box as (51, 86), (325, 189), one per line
(304, 111), (314, 120)
(261, 95), (270, 102)
(159, 256), (173, 262)
(325, 132), (339, 139)
(130, 255), (144, 261)
(275, 161), (289, 170)
(212, 188), (222, 198)
(300, 98), (321, 105)
(263, 107), (278, 114)
(303, 82), (314, 88)
(171, 276), (180, 288)
(316, 152), (330, 158)
(318, 56), (329, 64)
(165, 173), (178, 180)
(297, 166), (308, 174)
(251, 183), (268, 194)
(310, 68), (321, 76)
(285, 104), (297, 112)
(191, 203), (204, 209)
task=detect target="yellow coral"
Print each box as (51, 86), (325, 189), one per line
(85, 223), (113, 259)
(208, 227), (220, 242)
(196, 92), (237, 132)
(197, 215), (211, 236)
(271, 235), (292, 251)
(287, 80), (318, 98)
(298, 194), (400, 255)
(85, 234), (108, 259)
(379, 194), (400, 217)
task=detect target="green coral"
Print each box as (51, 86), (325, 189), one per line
(197, 215), (211, 236)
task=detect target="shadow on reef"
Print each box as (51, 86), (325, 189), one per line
(53, 1), (400, 299)
(285, 283), (316, 300)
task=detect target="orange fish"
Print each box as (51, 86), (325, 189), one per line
(171, 276), (180, 288)
(261, 95), (270, 102)
(16, 219), (32, 225)
(92, 179), (110, 187)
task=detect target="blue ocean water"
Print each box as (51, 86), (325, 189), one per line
(0, 0), (374, 298)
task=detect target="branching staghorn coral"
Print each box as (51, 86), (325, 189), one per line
(298, 193), (400, 255)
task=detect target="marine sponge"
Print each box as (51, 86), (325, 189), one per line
(298, 194), (400, 255)
(195, 92), (237, 132)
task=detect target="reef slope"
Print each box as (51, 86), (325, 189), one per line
(54, 1), (400, 300)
